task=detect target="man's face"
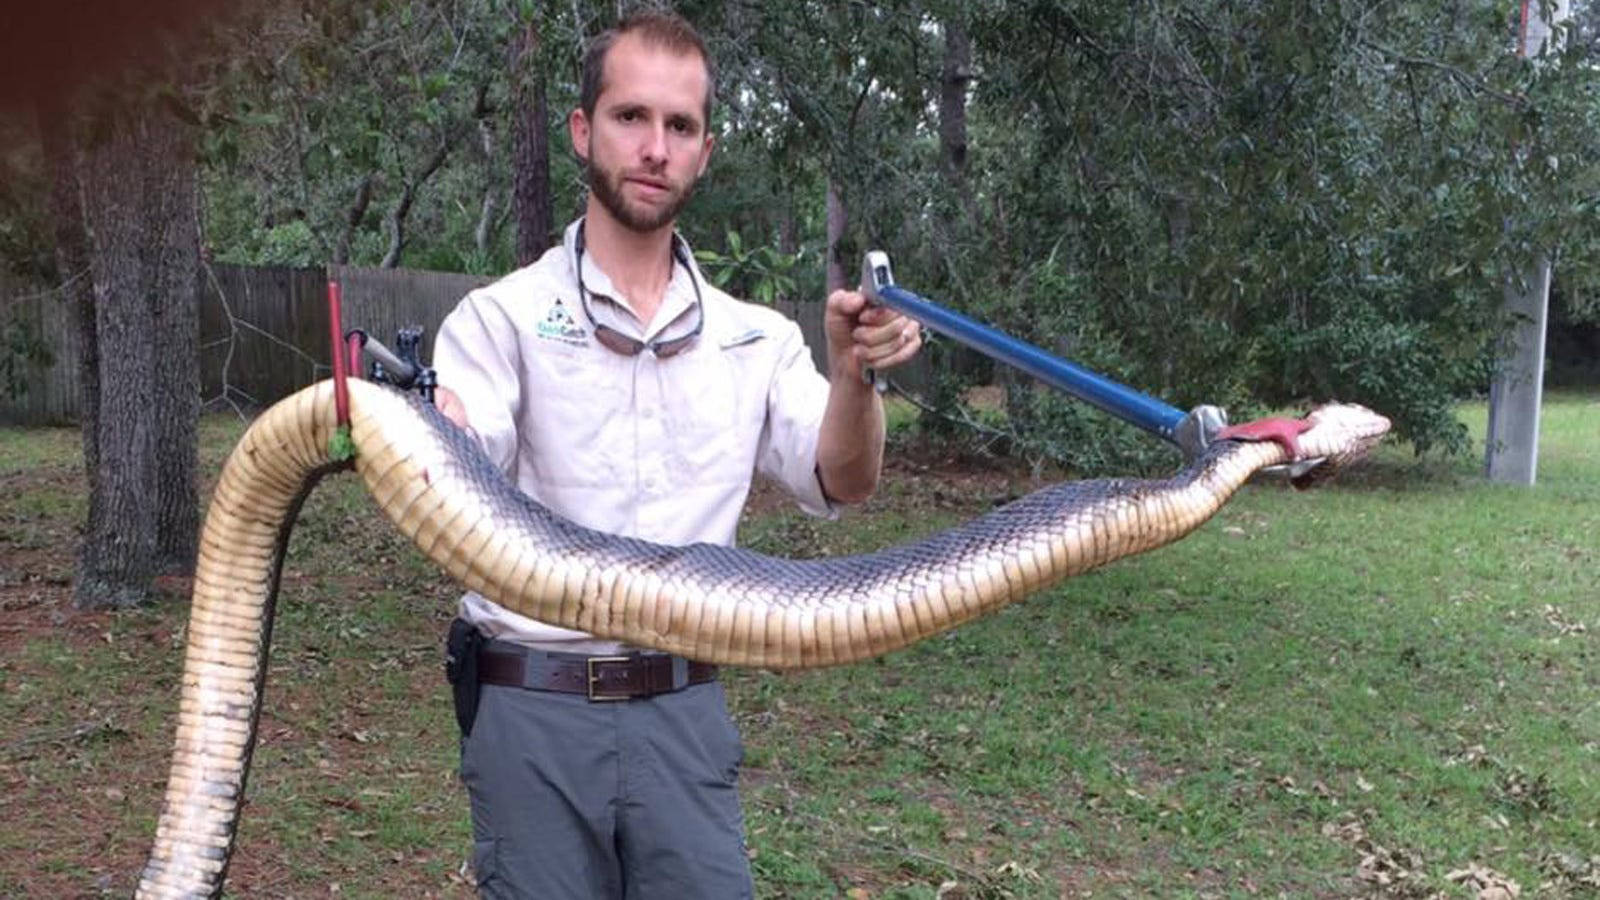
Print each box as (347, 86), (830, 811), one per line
(570, 34), (714, 234)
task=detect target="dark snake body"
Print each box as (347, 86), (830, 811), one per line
(137, 379), (1388, 897)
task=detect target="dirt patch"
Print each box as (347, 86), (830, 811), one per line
(0, 576), (469, 897)
(0, 583), (98, 649)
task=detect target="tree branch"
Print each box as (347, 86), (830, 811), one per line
(333, 172), (374, 265)
(1365, 40), (1529, 108)
(380, 81), (488, 268)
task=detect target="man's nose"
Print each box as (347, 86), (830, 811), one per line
(640, 122), (668, 165)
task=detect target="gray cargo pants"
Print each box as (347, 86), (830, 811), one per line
(459, 671), (753, 898)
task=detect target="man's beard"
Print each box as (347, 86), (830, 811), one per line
(586, 150), (699, 233)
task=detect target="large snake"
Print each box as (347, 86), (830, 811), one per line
(136, 378), (1389, 897)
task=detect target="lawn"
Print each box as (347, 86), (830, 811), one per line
(1, 393), (1597, 898)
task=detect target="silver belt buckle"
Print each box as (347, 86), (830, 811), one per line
(585, 656), (633, 701)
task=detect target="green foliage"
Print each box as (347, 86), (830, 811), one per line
(694, 0), (1587, 462)
(210, 216), (319, 267)
(326, 424), (355, 462)
(1007, 390), (1183, 477)
(199, 0), (559, 270)
(1261, 311), (1485, 456)
(874, 0), (1600, 459)
(693, 230), (806, 305)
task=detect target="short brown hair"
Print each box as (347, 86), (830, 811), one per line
(579, 10), (715, 126)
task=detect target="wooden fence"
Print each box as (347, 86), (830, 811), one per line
(0, 274), (79, 425)
(2, 264), (925, 426)
(3, 264), (492, 426)
(198, 265), (327, 412)
(196, 264), (494, 412)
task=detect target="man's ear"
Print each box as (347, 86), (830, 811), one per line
(569, 108), (590, 163)
(697, 134), (715, 178)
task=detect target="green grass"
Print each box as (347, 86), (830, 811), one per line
(2, 393), (1598, 897)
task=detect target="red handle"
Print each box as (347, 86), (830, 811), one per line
(328, 281), (350, 427)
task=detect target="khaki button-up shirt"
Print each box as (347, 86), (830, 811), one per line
(434, 220), (835, 652)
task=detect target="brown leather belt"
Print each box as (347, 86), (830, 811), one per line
(478, 644), (717, 701)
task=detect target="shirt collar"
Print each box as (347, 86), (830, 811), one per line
(564, 219), (705, 343)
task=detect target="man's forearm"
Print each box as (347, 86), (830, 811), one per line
(815, 365), (886, 505)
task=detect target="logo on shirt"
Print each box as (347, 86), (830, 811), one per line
(536, 301), (589, 346)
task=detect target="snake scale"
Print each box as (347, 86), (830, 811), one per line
(136, 378), (1389, 897)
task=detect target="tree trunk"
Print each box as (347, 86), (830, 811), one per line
(826, 179), (848, 294)
(509, 7), (553, 265)
(938, 17), (978, 226)
(151, 147), (201, 573)
(778, 202), (799, 255)
(474, 116), (499, 257)
(74, 103), (201, 608)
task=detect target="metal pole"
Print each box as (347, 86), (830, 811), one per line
(861, 252), (1190, 445)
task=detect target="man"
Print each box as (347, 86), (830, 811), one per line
(431, 11), (920, 898)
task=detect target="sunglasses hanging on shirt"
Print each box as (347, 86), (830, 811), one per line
(575, 223), (705, 359)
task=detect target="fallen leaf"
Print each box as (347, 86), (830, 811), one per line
(1446, 862), (1521, 899)
(994, 861), (1042, 883)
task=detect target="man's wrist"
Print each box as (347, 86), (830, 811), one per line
(827, 349), (868, 388)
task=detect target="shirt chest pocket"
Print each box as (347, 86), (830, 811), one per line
(658, 348), (755, 475)
(523, 345), (628, 484)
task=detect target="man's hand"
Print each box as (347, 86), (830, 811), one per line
(434, 385), (471, 431)
(814, 290), (920, 505)
(824, 289), (922, 381)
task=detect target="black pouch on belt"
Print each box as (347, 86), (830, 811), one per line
(445, 618), (484, 737)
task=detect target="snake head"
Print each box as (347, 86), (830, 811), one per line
(1288, 403), (1392, 487)
(1299, 402), (1391, 457)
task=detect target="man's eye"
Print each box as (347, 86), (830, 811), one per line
(618, 110), (638, 122)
